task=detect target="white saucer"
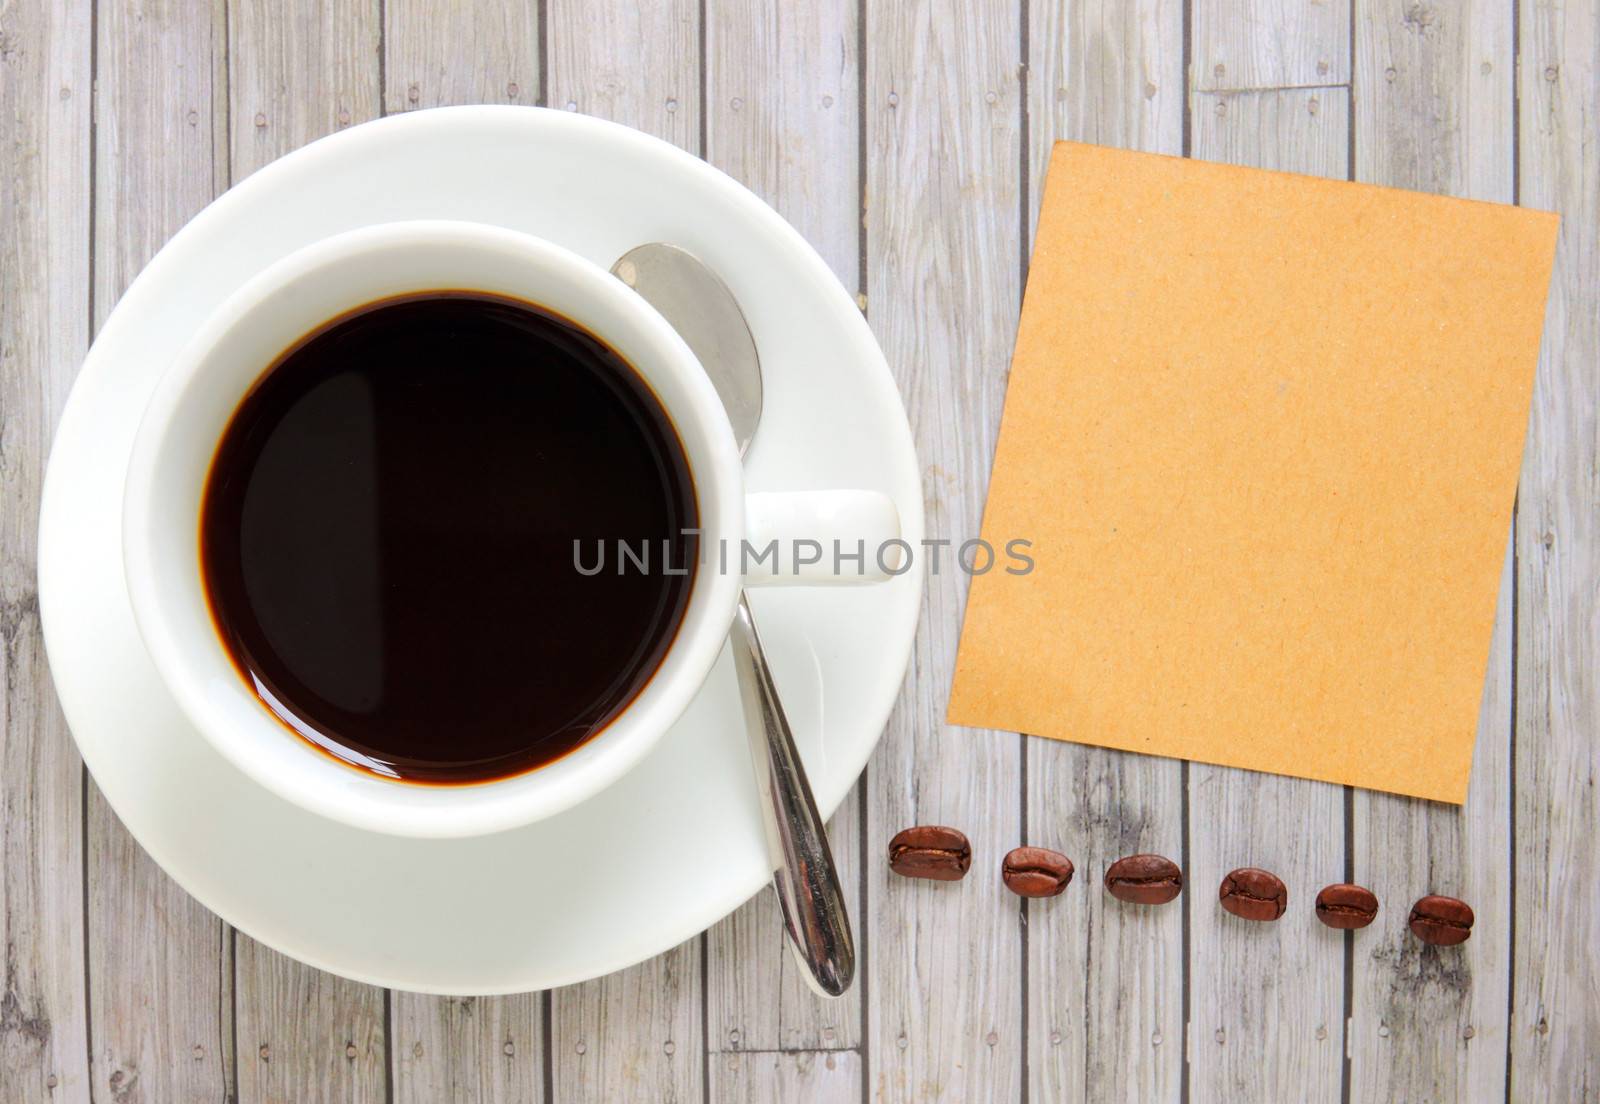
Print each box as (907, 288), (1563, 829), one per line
(38, 106), (923, 993)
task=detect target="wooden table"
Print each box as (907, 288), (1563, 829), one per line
(4, 1), (1596, 1100)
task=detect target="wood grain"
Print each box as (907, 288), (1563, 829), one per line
(87, 1), (234, 1099)
(1022, 2), (1186, 1101)
(711, 1049), (863, 1103)
(1186, 73), (1351, 1101)
(0, 0), (92, 1101)
(383, 0), (539, 113)
(224, 7), (390, 1101)
(391, 993), (543, 1104)
(544, 3), (706, 1098)
(864, 0), (1024, 1100)
(1193, 0), (1351, 92)
(704, 0), (858, 289)
(1513, 0), (1600, 1098)
(701, 0), (863, 1066)
(546, 0), (699, 151)
(84, 825), (233, 1104)
(377, 6), (550, 1099)
(235, 934), (387, 1104)
(1026, 0), (1184, 202)
(229, 0), (381, 179)
(1350, 3), (1514, 1099)
(704, 793), (864, 1056)
(549, 938), (702, 1104)
(10, 2), (1600, 1099)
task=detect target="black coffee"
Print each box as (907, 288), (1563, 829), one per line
(201, 292), (698, 784)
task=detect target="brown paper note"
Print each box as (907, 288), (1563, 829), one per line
(947, 142), (1558, 803)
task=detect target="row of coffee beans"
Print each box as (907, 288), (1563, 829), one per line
(887, 826), (1475, 946)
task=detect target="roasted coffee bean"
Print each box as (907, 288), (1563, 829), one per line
(888, 826), (972, 881)
(1104, 854), (1183, 904)
(1408, 895), (1475, 946)
(1219, 867), (1288, 921)
(1001, 847), (1074, 898)
(1314, 883), (1379, 929)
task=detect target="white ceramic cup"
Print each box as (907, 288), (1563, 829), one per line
(122, 220), (900, 839)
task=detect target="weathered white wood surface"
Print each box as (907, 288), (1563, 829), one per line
(711, 1048), (863, 1103)
(546, 0), (698, 149)
(229, 0), (380, 180)
(0, 1), (90, 1102)
(544, 3), (705, 1101)
(235, 936), (388, 1104)
(1350, 4), (1516, 1100)
(377, 7), (547, 1099)
(1188, 3), (1352, 1096)
(702, 0), (866, 1067)
(1193, 0), (1350, 92)
(391, 993), (543, 1104)
(1514, 1), (1600, 1099)
(227, 5), (391, 1103)
(4, 1), (1599, 1101)
(1023, 3), (1187, 1102)
(86, 2), (235, 1101)
(382, 0), (538, 114)
(864, 1), (1024, 1102)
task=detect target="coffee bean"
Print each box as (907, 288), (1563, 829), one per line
(1408, 895), (1474, 945)
(1219, 867), (1287, 921)
(1314, 883), (1379, 929)
(1001, 847), (1074, 898)
(1104, 854), (1183, 904)
(888, 826), (972, 881)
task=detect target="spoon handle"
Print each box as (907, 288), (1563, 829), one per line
(730, 592), (856, 998)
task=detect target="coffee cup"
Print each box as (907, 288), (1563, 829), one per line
(122, 220), (899, 838)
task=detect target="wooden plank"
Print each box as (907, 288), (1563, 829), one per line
(1190, 87), (1349, 175)
(1513, 0), (1600, 1098)
(1023, 6), (1187, 1099)
(1186, 80), (1350, 1101)
(705, 794), (864, 1054)
(711, 1049), (863, 1104)
(1349, 3), (1514, 1098)
(87, 1), (235, 1099)
(378, 5), (548, 1100)
(863, 0), (1023, 1100)
(0, 0), (93, 1101)
(701, 0), (863, 1064)
(229, 0), (382, 176)
(224, 6), (389, 1102)
(234, 935), (387, 1103)
(549, 939), (702, 1104)
(544, 5), (705, 1099)
(383, 0), (539, 113)
(1027, 0), (1185, 204)
(1193, 0), (1351, 92)
(391, 993), (543, 1104)
(703, 0), (858, 289)
(546, 0), (699, 150)
(1354, 0), (1511, 196)
(85, 823), (234, 1103)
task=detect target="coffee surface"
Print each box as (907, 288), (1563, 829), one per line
(201, 292), (697, 783)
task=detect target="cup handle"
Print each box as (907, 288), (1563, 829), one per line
(740, 490), (902, 586)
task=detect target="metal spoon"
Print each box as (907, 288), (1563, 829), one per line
(612, 243), (856, 998)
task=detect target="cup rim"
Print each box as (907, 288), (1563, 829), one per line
(121, 220), (744, 838)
